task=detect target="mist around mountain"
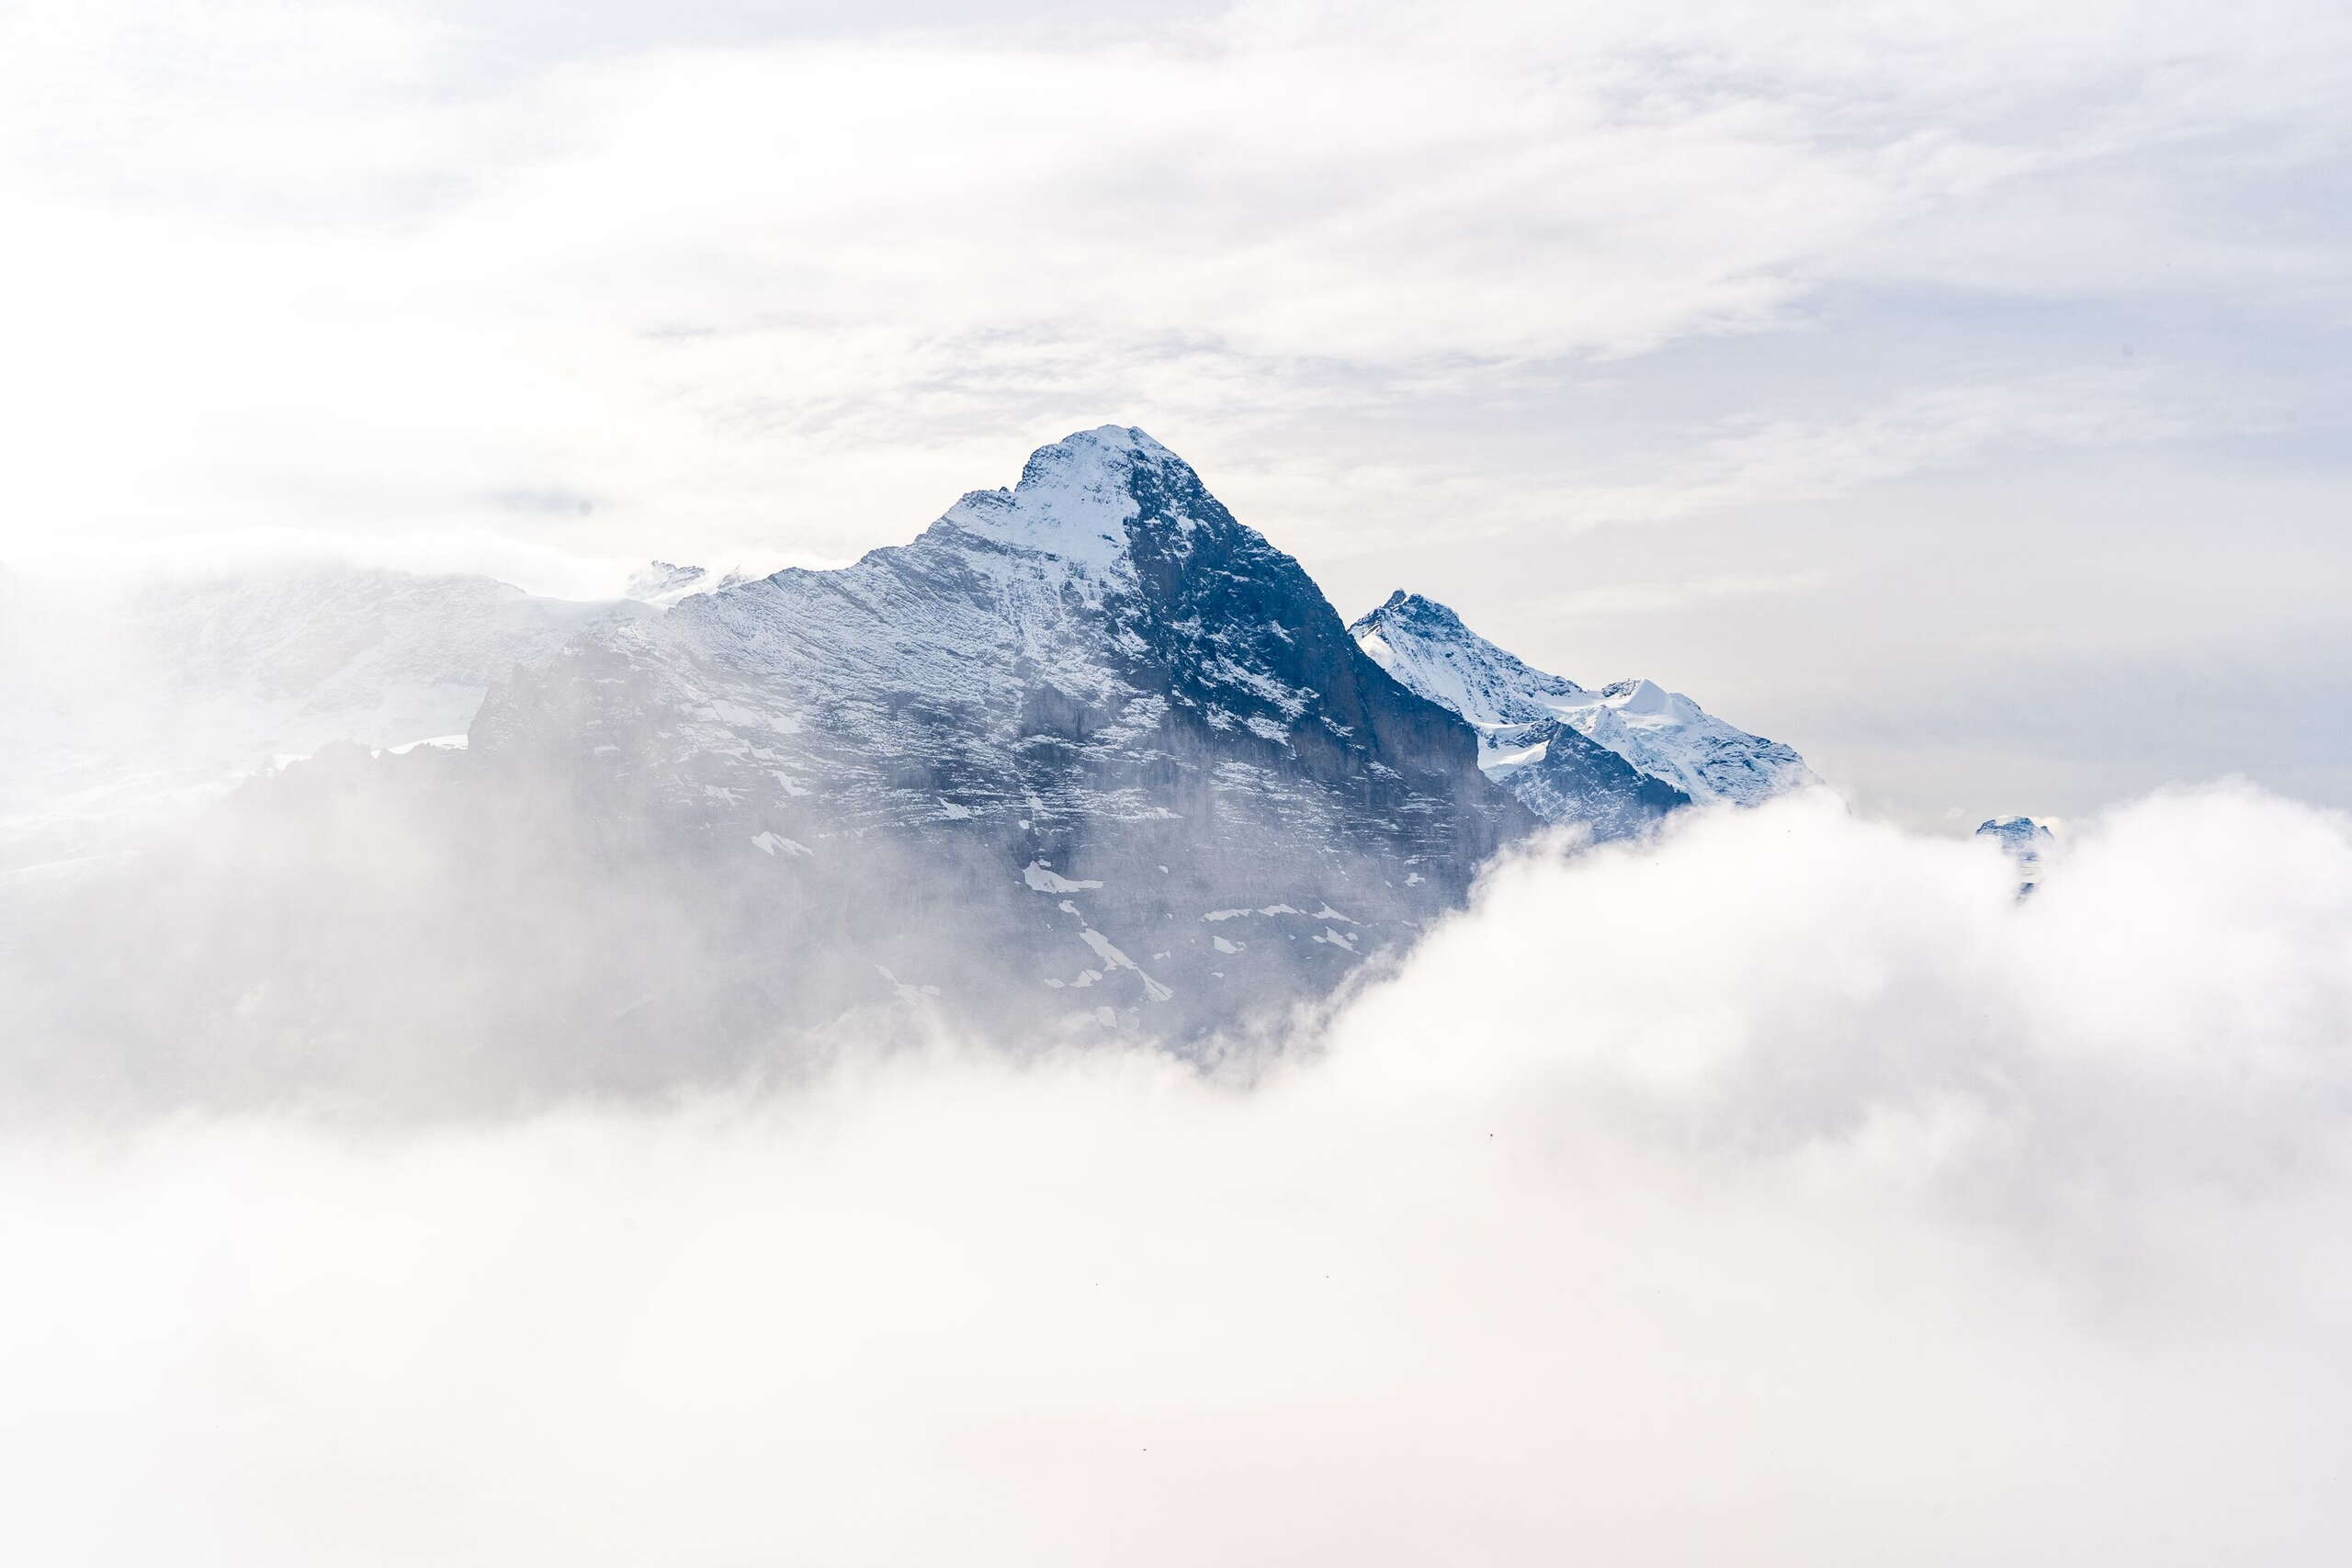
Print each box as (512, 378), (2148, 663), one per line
(15, 779), (2352, 1566)
(10, 434), (2352, 1566)
(1978, 813), (2060, 895)
(0, 426), (1824, 1108)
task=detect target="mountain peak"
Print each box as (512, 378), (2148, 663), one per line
(625, 559), (714, 605)
(1013, 424), (1191, 500)
(1029, 422), (1171, 462)
(940, 425), (1220, 573)
(1352, 590), (1814, 811)
(1361, 590), (1474, 639)
(1351, 590), (1580, 728)
(624, 559), (756, 606)
(463, 425), (1518, 1044)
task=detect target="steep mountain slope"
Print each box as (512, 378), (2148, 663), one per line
(1350, 591), (1814, 825)
(5, 428), (1824, 1101)
(466, 426), (1526, 1044)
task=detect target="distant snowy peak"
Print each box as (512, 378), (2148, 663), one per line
(1348, 591), (1582, 728)
(1348, 591), (1680, 834)
(624, 560), (754, 606)
(1565, 678), (1816, 808)
(625, 560), (712, 604)
(1349, 590), (1815, 812)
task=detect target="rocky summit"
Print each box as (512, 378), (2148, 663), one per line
(3, 427), (1814, 1101)
(469, 425), (1527, 1046)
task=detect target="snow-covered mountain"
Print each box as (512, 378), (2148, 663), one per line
(1350, 590), (1815, 825)
(4, 427), (1820, 1100)
(466, 425), (1524, 1043)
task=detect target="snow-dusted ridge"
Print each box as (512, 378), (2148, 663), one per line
(935, 424), (1191, 575)
(623, 559), (793, 606)
(6, 426), (1825, 1065)
(462, 423), (1522, 1041)
(1350, 590), (1815, 819)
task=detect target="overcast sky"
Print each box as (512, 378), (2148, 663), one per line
(5, 0), (2346, 825)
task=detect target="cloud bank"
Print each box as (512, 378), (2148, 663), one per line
(7, 783), (2348, 1563)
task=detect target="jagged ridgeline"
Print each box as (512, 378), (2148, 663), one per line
(1350, 590), (1815, 824)
(2, 427), (1812, 1103)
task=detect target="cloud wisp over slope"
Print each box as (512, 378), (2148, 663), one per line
(6, 783), (2349, 1563)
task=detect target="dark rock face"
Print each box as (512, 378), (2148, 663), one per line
(1504, 721), (1692, 835)
(5, 426), (1830, 1107)
(1347, 591), (1688, 836)
(459, 426), (1528, 1052)
(1349, 588), (1811, 821)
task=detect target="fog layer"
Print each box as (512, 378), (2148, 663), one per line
(7, 784), (2349, 1563)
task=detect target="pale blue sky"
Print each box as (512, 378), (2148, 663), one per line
(4, 0), (2346, 823)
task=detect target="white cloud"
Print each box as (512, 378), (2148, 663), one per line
(6, 783), (2350, 1562)
(5, 0), (2346, 560)
(6, 0), (2348, 816)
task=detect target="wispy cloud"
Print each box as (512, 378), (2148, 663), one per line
(4, 0), (2345, 555)
(6, 785), (2349, 1560)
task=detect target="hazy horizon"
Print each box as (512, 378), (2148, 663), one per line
(6, 4), (2349, 1562)
(9, 0), (2352, 824)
